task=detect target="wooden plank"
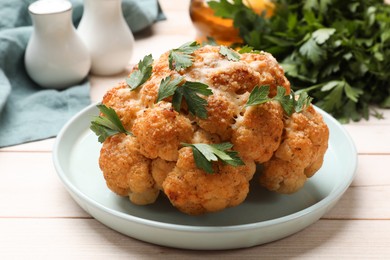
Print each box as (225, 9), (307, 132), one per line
(343, 125), (390, 154)
(352, 155), (390, 186)
(0, 218), (389, 258)
(324, 186), (390, 220)
(0, 152), (88, 218)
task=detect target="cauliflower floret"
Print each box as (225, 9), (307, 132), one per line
(259, 105), (329, 193)
(151, 158), (175, 190)
(132, 102), (194, 161)
(240, 51), (291, 97)
(186, 45), (290, 96)
(258, 159), (308, 194)
(149, 51), (172, 78)
(191, 127), (221, 144)
(207, 61), (260, 94)
(99, 134), (159, 205)
(139, 72), (179, 108)
(195, 92), (238, 140)
(102, 82), (142, 130)
(138, 79), (160, 108)
(232, 101), (284, 163)
(162, 147), (256, 215)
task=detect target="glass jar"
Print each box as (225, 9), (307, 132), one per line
(189, 0), (274, 46)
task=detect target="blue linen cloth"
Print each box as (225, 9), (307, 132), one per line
(0, 0), (165, 148)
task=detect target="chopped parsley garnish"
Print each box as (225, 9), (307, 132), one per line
(126, 54), (153, 90)
(238, 45), (261, 54)
(156, 76), (213, 119)
(219, 45), (240, 61)
(156, 76), (185, 102)
(168, 41), (201, 71)
(90, 104), (132, 143)
(246, 85), (312, 116)
(182, 142), (244, 174)
(294, 91), (313, 113)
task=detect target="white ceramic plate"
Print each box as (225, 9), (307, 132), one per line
(53, 103), (357, 250)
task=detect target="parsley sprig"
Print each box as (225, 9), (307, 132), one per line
(246, 85), (312, 115)
(210, 0), (390, 122)
(126, 54), (153, 90)
(182, 142), (244, 174)
(90, 104), (132, 143)
(156, 76), (213, 119)
(168, 41), (201, 71)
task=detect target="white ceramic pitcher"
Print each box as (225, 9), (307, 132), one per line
(25, 0), (91, 89)
(77, 0), (135, 76)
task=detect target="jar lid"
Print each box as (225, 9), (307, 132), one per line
(29, 0), (72, 15)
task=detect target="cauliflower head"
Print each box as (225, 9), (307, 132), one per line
(94, 43), (329, 215)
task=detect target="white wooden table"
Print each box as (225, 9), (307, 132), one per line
(1, 0), (390, 258)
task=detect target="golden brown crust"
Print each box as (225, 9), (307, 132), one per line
(240, 52), (291, 96)
(259, 105), (329, 193)
(195, 92), (237, 141)
(99, 134), (159, 205)
(132, 102), (194, 161)
(232, 101), (284, 163)
(207, 62), (260, 94)
(101, 82), (141, 130)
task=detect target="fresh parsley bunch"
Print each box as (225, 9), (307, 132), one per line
(209, 0), (390, 122)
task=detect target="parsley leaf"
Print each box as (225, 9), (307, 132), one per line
(156, 77), (213, 119)
(156, 76), (184, 103)
(294, 91), (313, 113)
(298, 37), (324, 65)
(219, 45), (240, 61)
(238, 45), (262, 54)
(344, 82), (364, 103)
(246, 85), (311, 116)
(168, 41), (201, 71)
(126, 54), (153, 90)
(312, 28), (336, 45)
(245, 85), (271, 107)
(177, 81), (213, 119)
(182, 142), (245, 174)
(272, 86), (294, 115)
(90, 104), (132, 143)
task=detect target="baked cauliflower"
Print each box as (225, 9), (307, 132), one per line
(91, 42), (329, 215)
